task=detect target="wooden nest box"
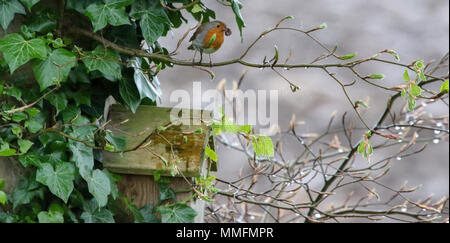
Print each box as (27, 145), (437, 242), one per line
(102, 104), (216, 222)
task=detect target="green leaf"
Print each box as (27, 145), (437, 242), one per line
(0, 34), (47, 73)
(0, 0), (25, 30)
(191, 4), (203, 13)
(0, 179), (5, 190)
(105, 132), (126, 151)
(358, 140), (365, 154)
(26, 110), (47, 133)
(368, 73), (385, 80)
(73, 89), (91, 106)
(138, 204), (160, 223)
(130, 0), (171, 45)
(355, 100), (369, 109)
(80, 198), (115, 223)
(403, 69), (410, 82)
(38, 203), (64, 223)
(252, 135), (274, 157)
(3, 85), (22, 100)
(18, 152), (42, 168)
(69, 141), (93, 179)
(18, 139), (33, 153)
(339, 52), (356, 60)
(82, 45), (122, 79)
(385, 49), (400, 62)
(157, 203), (197, 223)
(367, 142), (373, 155)
(36, 163), (75, 203)
(318, 22), (327, 29)
(25, 107), (40, 118)
(20, 0), (40, 11)
(12, 175), (45, 209)
(238, 125), (252, 135)
(204, 146), (218, 162)
(12, 112), (28, 122)
(228, 0), (245, 42)
(32, 49), (77, 91)
(410, 84), (422, 97)
(0, 191), (6, 204)
(61, 105), (81, 123)
(131, 58), (162, 101)
(0, 148), (16, 156)
(85, 169), (111, 208)
(158, 183), (176, 202)
(119, 75), (141, 113)
(85, 0), (132, 32)
(102, 169), (120, 200)
(45, 92), (67, 115)
(440, 80), (449, 93)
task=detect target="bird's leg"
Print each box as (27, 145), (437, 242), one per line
(209, 54), (212, 67)
(192, 51), (197, 65)
(199, 51), (203, 64)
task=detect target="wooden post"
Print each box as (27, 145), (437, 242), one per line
(102, 105), (216, 222)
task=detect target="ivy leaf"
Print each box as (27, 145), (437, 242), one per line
(38, 203), (64, 223)
(105, 132), (126, 151)
(158, 183), (176, 202)
(157, 203), (197, 223)
(26, 110), (47, 133)
(252, 135), (274, 157)
(204, 147), (218, 162)
(85, 0), (132, 32)
(131, 58), (162, 101)
(3, 85), (21, 100)
(102, 169), (120, 200)
(12, 175), (45, 209)
(61, 105), (81, 123)
(119, 74), (141, 113)
(440, 80), (449, 93)
(82, 45), (122, 79)
(0, 34), (47, 73)
(18, 152), (42, 168)
(138, 204), (160, 223)
(73, 89), (92, 106)
(0, 0), (25, 30)
(32, 48), (77, 91)
(80, 198), (115, 223)
(20, 0), (40, 11)
(130, 0), (171, 45)
(69, 141), (93, 179)
(227, 0), (245, 42)
(45, 92), (68, 115)
(85, 169), (111, 208)
(18, 139), (33, 153)
(36, 163), (75, 203)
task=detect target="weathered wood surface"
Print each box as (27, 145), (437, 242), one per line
(103, 105), (215, 222)
(116, 175), (205, 223)
(103, 105), (214, 177)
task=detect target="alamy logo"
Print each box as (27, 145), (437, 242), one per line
(169, 82), (279, 135)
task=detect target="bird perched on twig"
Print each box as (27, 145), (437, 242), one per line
(188, 21), (232, 65)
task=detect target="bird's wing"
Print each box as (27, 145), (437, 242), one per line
(189, 23), (208, 42)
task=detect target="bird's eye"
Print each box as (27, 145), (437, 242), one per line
(217, 24), (220, 28)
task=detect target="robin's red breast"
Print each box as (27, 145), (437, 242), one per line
(188, 21), (232, 63)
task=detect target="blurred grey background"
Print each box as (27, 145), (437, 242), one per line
(157, 0), (449, 213)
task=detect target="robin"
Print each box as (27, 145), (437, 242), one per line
(188, 21), (232, 65)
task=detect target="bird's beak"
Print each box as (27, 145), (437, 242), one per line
(224, 28), (232, 36)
